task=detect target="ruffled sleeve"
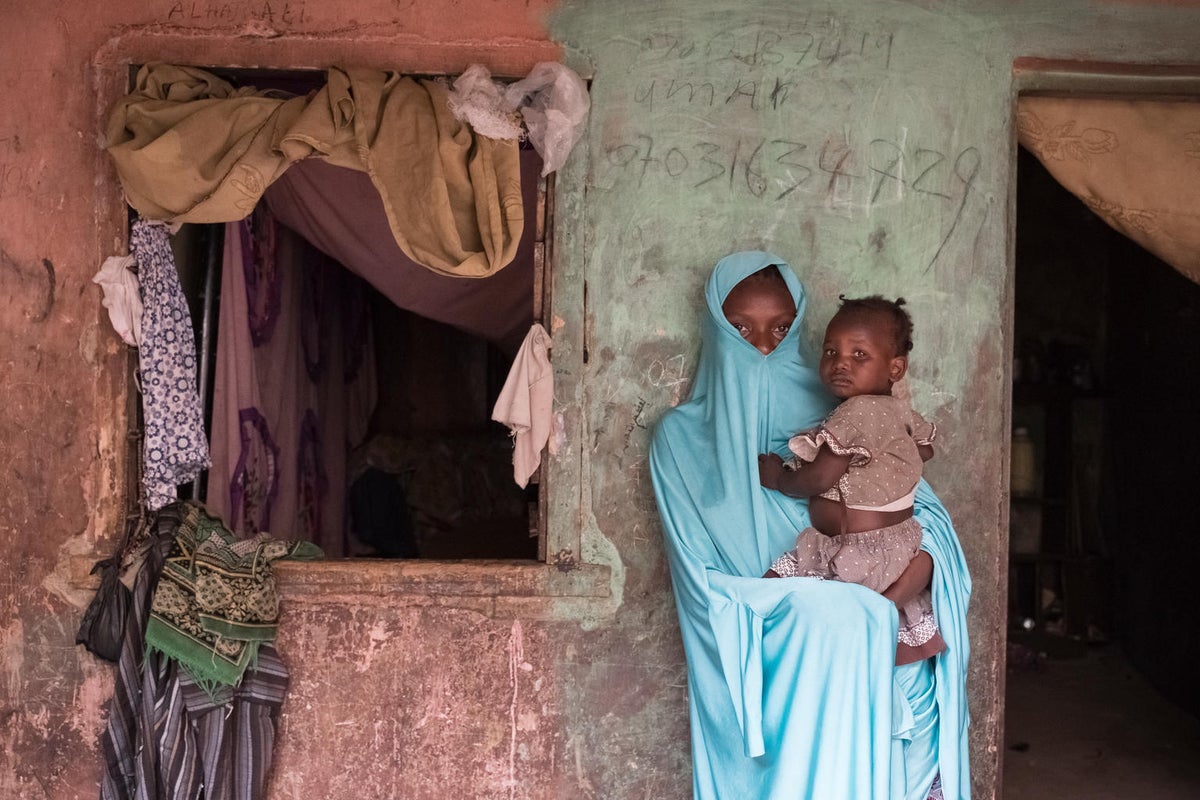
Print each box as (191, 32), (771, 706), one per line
(907, 408), (936, 447)
(787, 398), (874, 467)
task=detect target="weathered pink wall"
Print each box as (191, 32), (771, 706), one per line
(0, 3), (586, 797)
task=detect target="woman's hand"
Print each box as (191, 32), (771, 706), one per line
(758, 453), (786, 490)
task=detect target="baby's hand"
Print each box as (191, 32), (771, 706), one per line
(758, 453), (786, 490)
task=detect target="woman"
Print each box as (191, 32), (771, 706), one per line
(649, 251), (971, 799)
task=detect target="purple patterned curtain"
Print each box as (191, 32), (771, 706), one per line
(207, 209), (377, 554)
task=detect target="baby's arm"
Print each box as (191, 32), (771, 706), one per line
(758, 446), (851, 498)
(918, 443), (934, 462)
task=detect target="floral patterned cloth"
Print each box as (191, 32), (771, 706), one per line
(131, 219), (211, 509)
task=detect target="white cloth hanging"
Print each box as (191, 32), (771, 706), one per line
(92, 254), (143, 346)
(491, 323), (553, 488)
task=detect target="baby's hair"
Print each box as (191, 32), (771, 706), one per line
(835, 295), (914, 355)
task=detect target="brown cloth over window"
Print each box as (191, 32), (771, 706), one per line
(262, 153), (537, 354)
(1017, 95), (1200, 285)
(106, 63), (524, 278)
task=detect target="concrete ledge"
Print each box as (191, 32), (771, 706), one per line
(71, 555), (612, 598)
(275, 558), (612, 600)
(274, 559), (616, 621)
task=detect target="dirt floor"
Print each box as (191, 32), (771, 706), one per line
(1003, 644), (1200, 799)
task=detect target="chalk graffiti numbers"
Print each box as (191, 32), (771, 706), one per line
(818, 138), (863, 197)
(867, 138), (904, 204)
(629, 17), (895, 115)
(912, 149), (951, 199)
(603, 133), (981, 213)
(633, 23), (894, 76)
(926, 146), (982, 270)
(611, 14), (983, 270)
(743, 140), (766, 197)
(774, 141), (812, 200)
(663, 146), (689, 178)
(640, 33), (698, 64)
(607, 136), (821, 201)
(644, 354), (691, 407)
(693, 142), (723, 189)
(646, 354), (688, 390)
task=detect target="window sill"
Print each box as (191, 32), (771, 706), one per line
(275, 558), (610, 598)
(274, 559), (613, 620)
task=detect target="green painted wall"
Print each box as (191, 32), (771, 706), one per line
(546, 1), (1200, 796)
(549, 6), (1011, 793)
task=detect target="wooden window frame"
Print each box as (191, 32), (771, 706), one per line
(80, 50), (609, 616)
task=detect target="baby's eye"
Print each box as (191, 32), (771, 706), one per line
(854, 350), (868, 359)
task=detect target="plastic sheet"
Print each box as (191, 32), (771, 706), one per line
(444, 62), (590, 176)
(504, 62), (590, 176)
(445, 64), (523, 140)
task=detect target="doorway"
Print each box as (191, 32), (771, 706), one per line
(1004, 140), (1200, 796)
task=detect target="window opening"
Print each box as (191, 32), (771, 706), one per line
(145, 66), (551, 560)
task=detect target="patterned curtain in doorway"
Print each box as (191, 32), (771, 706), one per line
(206, 208), (377, 555)
(1017, 95), (1200, 284)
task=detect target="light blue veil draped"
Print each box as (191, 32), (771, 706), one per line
(649, 252), (971, 799)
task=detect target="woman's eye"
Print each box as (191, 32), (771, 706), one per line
(774, 325), (790, 336)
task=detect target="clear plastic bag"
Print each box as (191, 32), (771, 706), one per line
(445, 62), (590, 175)
(504, 63), (590, 176)
(445, 64), (524, 141)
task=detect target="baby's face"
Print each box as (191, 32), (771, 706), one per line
(819, 312), (905, 399)
(721, 278), (796, 355)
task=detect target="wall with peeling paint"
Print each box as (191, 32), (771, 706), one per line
(2, 1), (1200, 798)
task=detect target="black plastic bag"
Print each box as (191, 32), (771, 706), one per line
(75, 556), (131, 662)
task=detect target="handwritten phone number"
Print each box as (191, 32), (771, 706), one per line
(602, 134), (980, 207)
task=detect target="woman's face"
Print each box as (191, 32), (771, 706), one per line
(721, 276), (796, 355)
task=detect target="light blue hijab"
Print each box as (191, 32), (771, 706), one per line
(649, 251), (971, 799)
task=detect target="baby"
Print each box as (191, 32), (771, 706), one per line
(758, 295), (944, 663)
